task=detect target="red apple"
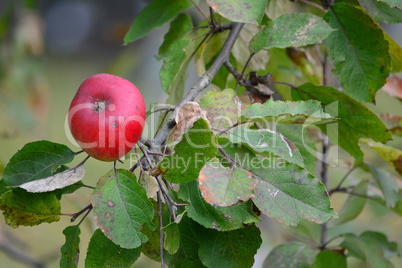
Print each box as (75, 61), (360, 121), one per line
(68, 73), (146, 161)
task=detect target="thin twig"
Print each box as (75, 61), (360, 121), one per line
(190, 0), (211, 25)
(329, 166), (357, 195)
(216, 122), (239, 137)
(157, 190), (165, 268)
(270, 81), (298, 89)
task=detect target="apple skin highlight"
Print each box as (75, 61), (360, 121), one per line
(68, 73), (146, 161)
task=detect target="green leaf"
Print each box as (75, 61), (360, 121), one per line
(193, 222), (262, 268)
(199, 88), (241, 129)
(293, 83), (392, 160)
(2, 140), (75, 187)
(163, 223), (180, 255)
(341, 232), (394, 268)
(207, 0), (267, 25)
(333, 180), (368, 225)
(262, 241), (315, 268)
(85, 229), (141, 268)
(385, 33), (402, 73)
(358, 0), (402, 24)
(155, 118), (218, 183)
(179, 180), (260, 231)
(311, 250), (346, 268)
(238, 100), (335, 124)
(323, 3), (391, 102)
(198, 158), (257, 206)
(361, 139), (402, 176)
(0, 189), (60, 228)
(360, 231), (399, 259)
(91, 169), (154, 249)
(165, 216), (206, 268)
(157, 13), (193, 60)
(219, 137), (336, 225)
(124, 0), (196, 44)
(250, 13), (333, 54)
(378, 0), (402, 9)
(365, 163), (399, 207)
(228, 127), (306, 168)
(276, 124), (317, 175)
(60, 225), (81, 268)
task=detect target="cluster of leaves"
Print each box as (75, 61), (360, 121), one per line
(1, 0), (402, 267)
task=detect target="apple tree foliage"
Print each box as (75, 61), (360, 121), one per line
(1, 0), (402, 267)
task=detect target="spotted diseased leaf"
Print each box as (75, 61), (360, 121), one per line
(154, 118), (218, 183)
(19, 165), (85, 193)
(0, 189), (60, 228)
(341, 232), (395, 268)
(293, 83), (392, 160)
(263, 241), (315, 268)
(362, 139), (402, 176)
(60, 225), (81, 268)
(207, 0), (267, 25)
(358, 0), (402, 24)
(228, 127), (305, 168)
(198, 158), (257, 206)
(323, 3), (391, 102)
(91, 169), (154, 249)
(199, 88), (241, 129)
(85, 229), (141, 268)
(179, 180), (260, 231)
(1, 140), (75, 188)
(192, 221), (262, 268)
(333, 180), (368, 226)
(249, 13), (333, 54)
(124, 0), (197, 44)
(238, 100), (335, 125)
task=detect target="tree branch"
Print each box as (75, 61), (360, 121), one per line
(137, 22), (244, 170)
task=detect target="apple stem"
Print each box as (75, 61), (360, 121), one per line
(93, 100), (106, 112)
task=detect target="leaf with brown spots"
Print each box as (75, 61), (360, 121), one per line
(91, 169), (154, 249)
(198, 158), (257, 206)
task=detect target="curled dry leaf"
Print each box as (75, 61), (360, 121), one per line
(382, 76), (402, 101)
(19, 165), (85, 193)
(169, 101), (207, 142)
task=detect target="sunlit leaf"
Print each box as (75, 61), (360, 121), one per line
(228, 127), (305, 168)
(193, 221), (262, 268)
(124, 0), (197, 44)
(91, 169), (154, 249)
(60, 225), (81, 268)
(276, 124), (317, 175)
(263, 241), (315, 268)
(0, 188), (60, 228)
(333, 180), (368, 225)
(179, 180), (260, 231)
(323, 3), (391, 102)
(358, 0), (402, 24)
(207, 0), (267, 25)
(384, 33), (402, 73)
(199, 88), (241, 129)
(198, 158), (257, 206)
(250, 13), (333, 54)
(311, 250), (346, 268)
(238, 100), (335, 124)
(85, 229), (141, 268)
(2, 140), (75, 187)
(154, 118), (218, 183)
(293, 83), (392, 160)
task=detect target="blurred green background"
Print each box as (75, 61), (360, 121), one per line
(0, 0), (401, 267)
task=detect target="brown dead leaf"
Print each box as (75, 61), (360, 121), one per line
(169, 102), (207, 142)
(382, 76), (402, 101)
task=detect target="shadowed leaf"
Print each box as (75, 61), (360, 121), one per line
(263, 241), (315, 268)
(60, 225), (81, 268)
(311, 250), (346, 268)
(85, 229), (141, 268)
